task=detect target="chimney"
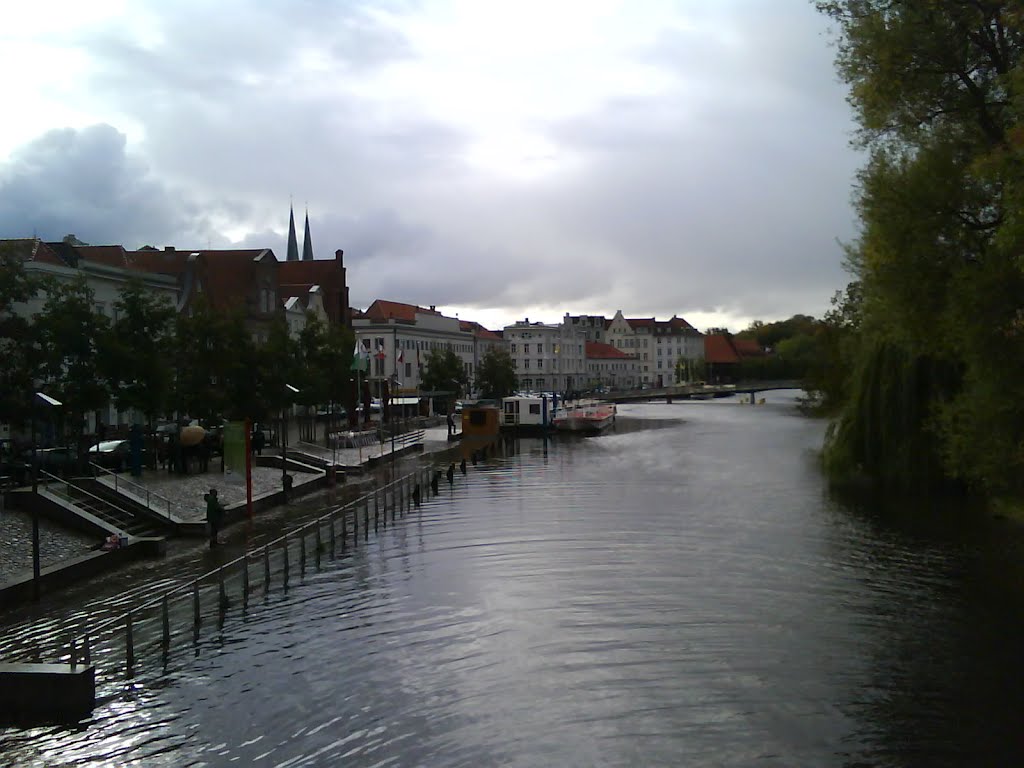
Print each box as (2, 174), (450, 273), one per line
(335, 248), (344, 265)
(430, 305), (436, 311)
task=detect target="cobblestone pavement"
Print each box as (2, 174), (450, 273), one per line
(0, 508), (98, 584)
(116, 425), (456, 522)
(0, 425), (461, 587)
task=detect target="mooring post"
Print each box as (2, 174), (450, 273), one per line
(264, 545), (271, 594)
(162, 594), (171, 649)
(83, 633), (91, 665)
(283, 535), (290, 588)
(69, 637), (77, 669)
(342, 507), (349, 550)
(218, 566), (228, 612)
(329, 516), (336, 557)
(315, 522), (322, 568)
(193, 583), (201, 628)
(300, 530), (306, 575)
(126, 611), (135, 678)
(363, 502), (369, 534)
(374, 494), (379, 531)
(242, 557), (250, 609)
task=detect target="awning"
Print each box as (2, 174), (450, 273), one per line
(390, 397), (421, 406)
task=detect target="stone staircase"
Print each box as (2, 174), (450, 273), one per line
(37, 473), (163, 539)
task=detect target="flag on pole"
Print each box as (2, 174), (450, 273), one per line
(397, 350), (404, 364)
(350, 341), (368, 372)
(376, 344), (386, 360)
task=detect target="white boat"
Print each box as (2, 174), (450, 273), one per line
(552, 402), (616, 433)
(501, 394), (558, 432)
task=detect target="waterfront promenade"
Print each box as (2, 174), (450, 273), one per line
(0, 423), (459, 589)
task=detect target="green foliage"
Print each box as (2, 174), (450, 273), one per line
(107, 278), (176, 426)
(0, 243), (44, 427)
(823, 339), (961, 493)
(737, 315), (819, 350)
(420, 348), (468, 397)
(34, 276), (111, 440)
(818, 2), (1024, 496)
(475, 347), (517, 399)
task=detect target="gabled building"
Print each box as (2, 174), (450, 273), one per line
(132, 247), (281, 342)
(605, 310), (703, 386)
(277, 249), (350, 327)
(703, 334), (765, 383)
(585, 340), (638, 390)
(352, 300), (477, 394)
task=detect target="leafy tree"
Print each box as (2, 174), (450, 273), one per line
(817, 1), (1024, 495)
(420, 348), (468, 398)
(34, 277), (111, 455)
(173, 298), (237, 423)
(475, 347), (517, 399)
(106, 278), (176, 430)
(0, 242), (44, 429)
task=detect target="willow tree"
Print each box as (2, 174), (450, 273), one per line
(818, 2), (1024, 495)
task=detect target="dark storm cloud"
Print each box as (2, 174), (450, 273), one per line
(1, 0), (862, 328)
(0, 124), (213, 247)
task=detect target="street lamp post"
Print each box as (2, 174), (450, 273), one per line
(282, 384), (299, 502)
(31, 391), (62, 602)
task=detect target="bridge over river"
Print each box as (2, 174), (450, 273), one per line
(598, 379), (805, 404)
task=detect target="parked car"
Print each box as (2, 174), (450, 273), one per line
(87, 440), (153, 471)
(0, 439), (29, 486)
(27, 446), (80, 476)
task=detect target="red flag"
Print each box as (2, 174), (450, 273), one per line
(397, 350), (404, 363)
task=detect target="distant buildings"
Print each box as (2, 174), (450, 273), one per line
(6, 207), (724, 405)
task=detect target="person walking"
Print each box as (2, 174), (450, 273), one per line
(204, 488), (225, 548)
(446, 411), (455, 437)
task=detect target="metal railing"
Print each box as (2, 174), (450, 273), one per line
(89, 463), (175, 521)
(38, 470), (133, 533)
(52, 465), (441, 681)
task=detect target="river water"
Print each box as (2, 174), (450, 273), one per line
(2, 392), (1023, 766)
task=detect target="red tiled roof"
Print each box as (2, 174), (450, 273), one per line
(364, 299), (439, 322)
(127, 248), (191, 276)
(200, 250), (275, 312)
(459, 319), (503, 339)
(704, 335), (740, 364)
(75, 245), (130, 269)
(732, 338), (765, 357)
(1, 238), (65, 266)
(668, 316), (696, 331)
(625, 317), (655, 328)
(586, 341), (634, 360)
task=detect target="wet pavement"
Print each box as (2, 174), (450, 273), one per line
(0, 424), (458, 587)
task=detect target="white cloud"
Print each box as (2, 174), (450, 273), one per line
(0, 0), (860, 332)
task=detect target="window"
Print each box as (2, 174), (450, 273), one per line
(405, 362), (411, 378)
(524, 360), (530, 369)
(537, 359), (543, 368)
(524, 343), (530, 354)
(511, 343), (517, 353)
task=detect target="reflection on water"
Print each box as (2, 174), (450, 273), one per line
(2, 393), (1023, 766)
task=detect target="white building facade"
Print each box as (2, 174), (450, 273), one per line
(353, 301), (477, 395)
(503, 318), (587, 394)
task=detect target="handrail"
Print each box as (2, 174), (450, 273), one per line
(38, 470), (136, 531)
(65, 467), (428, 663)
(89, 462), (174, 521)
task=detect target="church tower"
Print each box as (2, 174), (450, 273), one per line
(286, 205), (299, 261)
(302, 209), (314, 261)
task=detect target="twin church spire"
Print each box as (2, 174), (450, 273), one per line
(286, 204), (314, 261)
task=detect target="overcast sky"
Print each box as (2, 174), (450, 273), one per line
(0, 0), (861, 332)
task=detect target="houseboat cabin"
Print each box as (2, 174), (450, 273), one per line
(501, 395), (558, 432)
